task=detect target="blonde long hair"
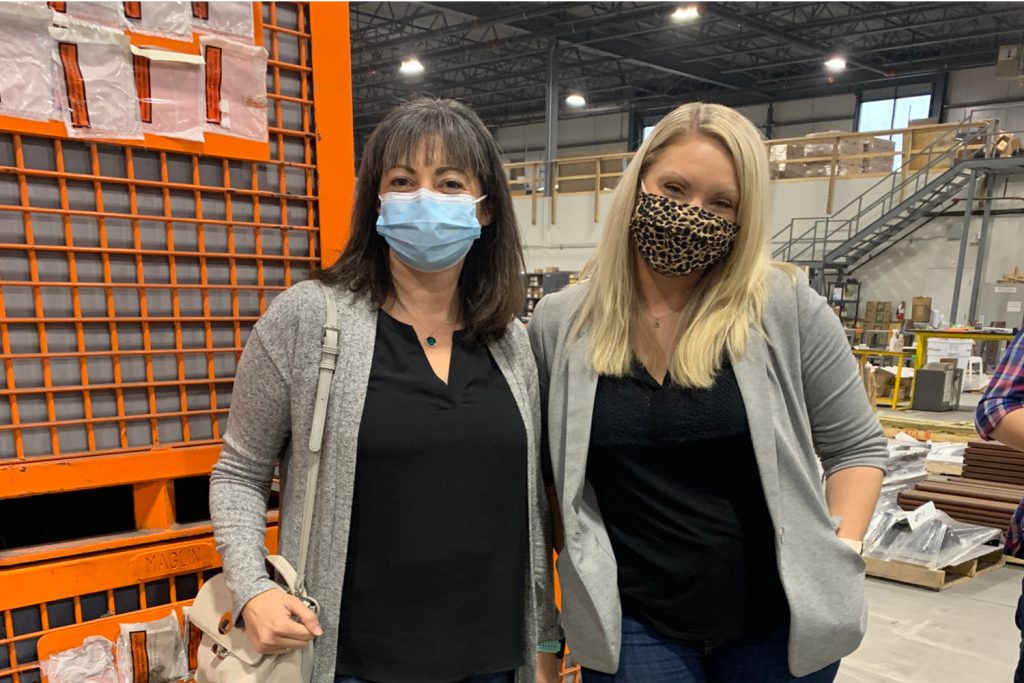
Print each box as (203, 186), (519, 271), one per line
(573, 102), (772, 388)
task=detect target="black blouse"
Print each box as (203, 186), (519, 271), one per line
(335, 311), (528, 682)
(586, 360), (789, 646)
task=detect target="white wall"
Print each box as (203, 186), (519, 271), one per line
(516, 177), (1024, 326)
(946, 66), (1024, 130)
(854, 200), (1024, 324)
(495, 112), (630, 161)
(517, 175), (903, 271)
(773, 93), (857, 139)
(510, 64), (1024, 310)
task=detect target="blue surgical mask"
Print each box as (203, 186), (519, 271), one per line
(375, 188), (486, 272)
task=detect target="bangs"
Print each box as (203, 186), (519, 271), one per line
(376, 106), (491, 179)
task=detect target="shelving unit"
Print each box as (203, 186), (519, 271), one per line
(521, 270), (577, 321)
(827, 279), (862, 325)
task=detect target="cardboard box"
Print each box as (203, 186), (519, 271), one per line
(995, 133), (1022, 158)
(863, 137), (897, 153)
(787, 138), (862, 160)
(875, 367), (912, 401)
(864, 157), (895, 174)
(784, 161), (862, 178)
(912, 296), (932, 323)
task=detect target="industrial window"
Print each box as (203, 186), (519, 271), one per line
(858, 94), (932, 169)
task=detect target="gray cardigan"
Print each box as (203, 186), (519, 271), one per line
(209, 280), (559, 682)
(528, 267), (887, 677)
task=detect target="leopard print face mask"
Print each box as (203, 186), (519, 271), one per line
(629, 187), (741, 277)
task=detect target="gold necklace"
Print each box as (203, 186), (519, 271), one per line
(645, 308), (679, 330)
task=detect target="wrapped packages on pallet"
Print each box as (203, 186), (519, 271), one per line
(880, 434), (930, 499)
(783, 134), (864, 178)
(864, 498), (1002, 570)
(862, 136), (896, 173)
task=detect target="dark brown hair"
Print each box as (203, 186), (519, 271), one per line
(311, 98), (524, 345)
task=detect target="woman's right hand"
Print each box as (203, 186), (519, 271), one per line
(241, 588), (323, 655)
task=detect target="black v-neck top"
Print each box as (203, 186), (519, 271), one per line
(586, 360), (789, 645)
(335, 311), (528, 682)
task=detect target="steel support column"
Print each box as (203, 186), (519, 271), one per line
(544, 38), (558, 198)
(968, 172), (996, 323)
(950, 169), (977, 324)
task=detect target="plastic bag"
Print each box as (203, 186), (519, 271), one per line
(865, 501), (1002, 570)
(0, 3), (59, 121)
(41, 635), (119, 683)
(50, 19), (143, 139)
(124, 1), (192, 39)
(131, 46), (205, 141)
(115, 613), (187, 683)
(55, 1), (127, 29)
(200, 34), (268, 141)
(192, 1), (254, 41)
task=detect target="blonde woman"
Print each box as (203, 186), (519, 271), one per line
(529, 102), (885, 682)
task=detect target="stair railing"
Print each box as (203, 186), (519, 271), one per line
(772, 116), (997, 264)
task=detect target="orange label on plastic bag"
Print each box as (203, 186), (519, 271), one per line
(58, 43), (90, 129)
(134, 55), (152, 123)
(124, 2), (142, 20)
(192, 2), (209, 20)
(49, 2), (67, 12)
(187, 621), (202, 671)
(205, 45), (223, 124)
(129, 630), (150, 683)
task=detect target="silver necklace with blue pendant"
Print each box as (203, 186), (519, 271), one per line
(393, 297), (448, 348)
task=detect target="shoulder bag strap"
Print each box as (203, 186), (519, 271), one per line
(294, 281), (340, 593)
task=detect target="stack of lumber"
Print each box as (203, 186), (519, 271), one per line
(897, 441), (1024, 530)
(963, 441), (1024, 484)
(899, 478), (1024, 529)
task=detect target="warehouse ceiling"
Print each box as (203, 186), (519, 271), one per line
(349, 1), (1024, 140)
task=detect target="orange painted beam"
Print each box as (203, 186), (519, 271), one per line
(135, 480), (178, 529)
(310, 1), (355, 267)
(0, 526), (278, 611)
(0, 445), (221, 500)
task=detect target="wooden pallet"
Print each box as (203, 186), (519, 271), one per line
(865, 548), (1006, 591)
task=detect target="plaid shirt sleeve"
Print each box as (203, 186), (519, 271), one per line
(976, 330), (1024, 440)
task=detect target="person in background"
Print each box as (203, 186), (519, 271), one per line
(529, 102), (886, 682)
(210, 97), (560, 683)
(976, 329), (1024, 682)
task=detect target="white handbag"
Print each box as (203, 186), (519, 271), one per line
(191, 282), (339, 683)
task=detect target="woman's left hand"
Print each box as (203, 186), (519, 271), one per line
(536, 652), (561, 683)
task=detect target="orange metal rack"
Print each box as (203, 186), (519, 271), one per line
(0, 3), (354, 681)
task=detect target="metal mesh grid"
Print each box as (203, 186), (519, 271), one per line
(0, 2), (318, 462)
(1, 569), (214, 683)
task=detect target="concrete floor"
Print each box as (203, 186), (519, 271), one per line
(876, 391), (983, 426)
(839, 567), (1022, 683)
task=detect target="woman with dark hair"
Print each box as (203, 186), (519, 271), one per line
(210, 98), (561, 683)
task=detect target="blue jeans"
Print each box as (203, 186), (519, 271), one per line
(581, 614), (840, 683)
(335, 671), (514, 683)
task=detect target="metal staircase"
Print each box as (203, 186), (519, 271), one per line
(771, 119), (1002, 289)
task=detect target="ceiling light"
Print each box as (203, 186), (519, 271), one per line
(824, 56), (847, 71)
(399, 57), (424, 75)
(565, 93), (586, 107)
(671, 5), (700, 22)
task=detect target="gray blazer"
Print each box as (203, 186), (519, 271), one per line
(528, 267), (887, 677)
(210, 280), (559, 682)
